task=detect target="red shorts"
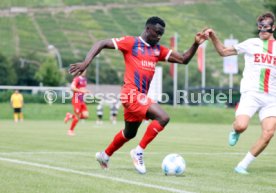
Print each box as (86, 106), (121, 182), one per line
(72, 101), (87, 115)
(120, 88), (154, 122)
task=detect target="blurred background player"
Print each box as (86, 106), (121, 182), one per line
(110, 101), (120, 124)
(96, 103), (103, 125)
(70, 16), (207, 174)
(10, 90), (24, 123)
(205, 12), (276, 174)
(64, 70), (90, 136)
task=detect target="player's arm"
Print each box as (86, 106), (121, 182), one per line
(69, 39), (115, 76)
(205, 28), (237, 57)
(168, 32), (208, 64)
(71, 83), (91, 94)
(21, 95), (24, 107)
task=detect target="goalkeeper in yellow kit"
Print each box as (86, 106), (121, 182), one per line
(10, 90), (24, 122)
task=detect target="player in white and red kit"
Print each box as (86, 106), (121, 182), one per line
(205, 12), (276, 174)
(70, 16), (208, 173)
(64, 70), (90, 136)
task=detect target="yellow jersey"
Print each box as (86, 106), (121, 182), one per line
(10, 93), (23, 108)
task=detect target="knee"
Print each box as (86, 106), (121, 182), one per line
(73, 116), (79, 122)
(234, 121), (248, 133)
(158, 115), (170, 127)
(262, 130), (274, 142)
(123, 129), (137, 140)
(82, 111), (89, 119)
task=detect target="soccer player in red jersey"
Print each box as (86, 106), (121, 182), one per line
(70, 16), (207, 173)
(64, 70), (90, 136)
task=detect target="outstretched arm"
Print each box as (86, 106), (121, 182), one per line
(204, 29), (237, 57)
(69, 39), (115, 76)
(71, 84), (91, 94)
(168, 31), (207, 64)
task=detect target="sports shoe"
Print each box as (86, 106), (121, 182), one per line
(130, 149), (146, 174)
(228, 130), (240, 146)
(64, 112), (72, 123)
(234, 166), (249, 175)
(95, 152), (109, 169)
(67, 130), (75, 136)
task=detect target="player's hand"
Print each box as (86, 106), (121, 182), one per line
(203, 28), (216, 38)
(69, 62), (88, 76)
(194, 31), (209, 45)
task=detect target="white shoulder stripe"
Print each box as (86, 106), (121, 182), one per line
(165, 49), (172, 62)
(112, 38), (118, 50)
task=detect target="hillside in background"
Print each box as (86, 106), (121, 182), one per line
(0, 0), (267, 86)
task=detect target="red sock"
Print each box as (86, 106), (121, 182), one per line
(139, 120), (164, 149)
(105, 130), (129, 156)
(70, 115), (79, 131)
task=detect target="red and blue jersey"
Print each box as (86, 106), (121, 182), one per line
(112, 36), (171, 94)
(71, 76), (87, 103)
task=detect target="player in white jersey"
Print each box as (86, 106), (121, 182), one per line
(205, 12), (276, 174)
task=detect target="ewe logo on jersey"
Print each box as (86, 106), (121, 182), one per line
(141, 60), (156, 71)
(254, 53), (276, 66)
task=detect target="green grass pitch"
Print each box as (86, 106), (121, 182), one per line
(1, 120), (276, 193)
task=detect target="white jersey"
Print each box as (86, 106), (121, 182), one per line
(233, 38), (276, 96)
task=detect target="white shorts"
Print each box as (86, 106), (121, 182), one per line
(236, 91), (276, 121)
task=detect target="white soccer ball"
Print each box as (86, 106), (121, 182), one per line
(161, 154), (186, 176)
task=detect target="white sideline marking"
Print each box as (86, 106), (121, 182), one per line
(0, 157), (194, 193)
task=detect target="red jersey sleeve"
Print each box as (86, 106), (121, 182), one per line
(112, 36), (135, 53)
(158, 45), (172, 61)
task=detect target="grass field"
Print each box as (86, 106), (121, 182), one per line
(0, 103), (259, 124)
(1, 120), (276, 193)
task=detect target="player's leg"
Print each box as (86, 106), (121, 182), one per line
(96, 114), (102, 124)
(13, 108), (19, 123)
(19, 113), (23, 121)
(65, 102), (86, 124)
(96, 121), (141, 169)
(130, 103), (169, 174)
(68, 103), (81, 136)
(112, 113), (117, 124)
(17, 108), (23, 121)
(79, 103), (89, 119)
(68, 114), (79, 136)
(251, 117), (276, 156)
(64, 102), (74, 123)
(229, 115), (250, 146)
(234, 93), (276, 174)
(235, 117), (276, 174)
(64, 112), (73, 123)
(139, 103), (169, 149)
(229, 92), (258, 146)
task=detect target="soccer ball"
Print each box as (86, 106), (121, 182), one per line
(161, 154), (186, 176)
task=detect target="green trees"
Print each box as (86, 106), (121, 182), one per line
(0, 53), (17, 85)
(86, 60), (121, 85)
(12, 54), (40, 86)
(35, 56), (65, 86)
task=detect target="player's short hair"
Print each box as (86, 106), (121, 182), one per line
(257, 12), (275, 24)
(146, 16), (166, 27)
